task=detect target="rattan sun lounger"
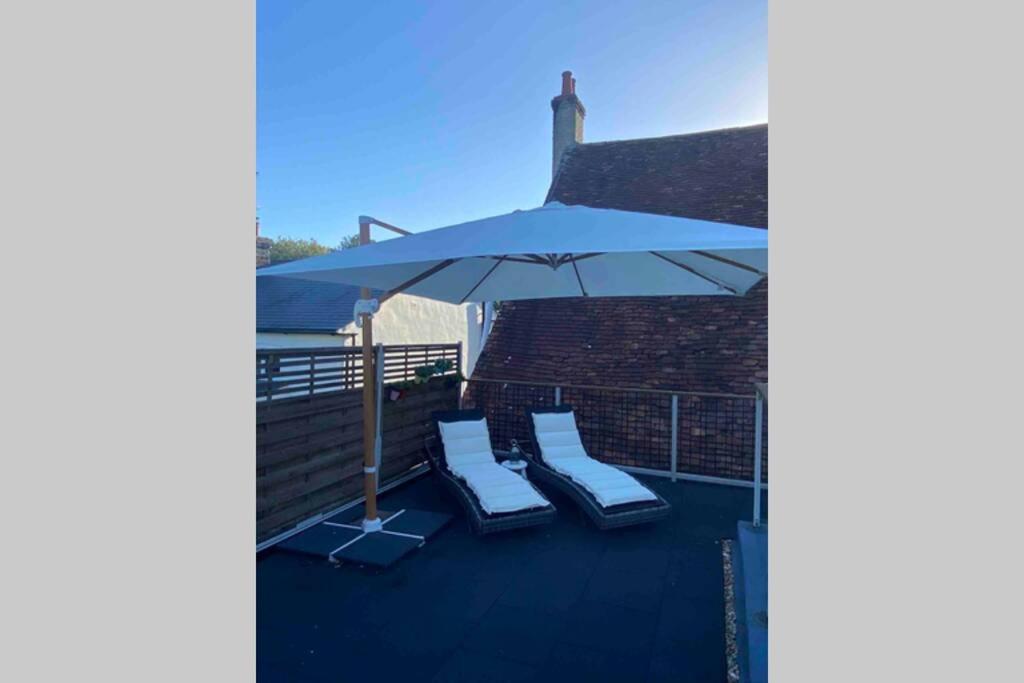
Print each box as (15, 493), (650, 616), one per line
(526, 405), (671, 530)
(427, 409), (556, 535)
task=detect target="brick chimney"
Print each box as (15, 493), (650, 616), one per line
(550, 70), (585, 178)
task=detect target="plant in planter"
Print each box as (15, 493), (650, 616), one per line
(444, 370), (466, 390)
(386, 359), (460, 400)
(413, 364), (435, 384)
(386, 379), (414, 402)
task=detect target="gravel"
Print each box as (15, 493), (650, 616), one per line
(723, 540), (740, 683)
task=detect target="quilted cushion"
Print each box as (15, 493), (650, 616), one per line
(532, 411), (587, 459)
(438, 418), (494, 469)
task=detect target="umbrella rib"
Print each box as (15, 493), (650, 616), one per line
(649, 251), (738, 294)
(691, 250), (766, 276)
(379, 258), (460, 304)
(497, 256), (550, 265)
(523, 254), (554, 265)
(569, 252), (605, 263)
(570, 256), (589, 296)
(459, 256), (506, 304)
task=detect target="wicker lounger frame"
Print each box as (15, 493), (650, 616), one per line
(526, 405), (672, 530)
(426, 409), (556, 536)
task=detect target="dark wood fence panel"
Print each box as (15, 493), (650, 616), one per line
(256, 376), (459, 543)
(379, 379), (460, 482)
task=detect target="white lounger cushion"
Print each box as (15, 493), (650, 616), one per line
(438, 418), (550, 515)
(437, 418), (494, 468)
(532, 411), (658, 508)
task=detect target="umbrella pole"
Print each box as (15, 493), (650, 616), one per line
(359, 218), (382, 532)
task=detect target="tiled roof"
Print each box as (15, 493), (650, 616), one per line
(546, 124), (767, 228)
(471, 123), (768, 394)
(257, 275), (375, 333)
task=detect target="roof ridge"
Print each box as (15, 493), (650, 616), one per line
(574, 122), (767, 148)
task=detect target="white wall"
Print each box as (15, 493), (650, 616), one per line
(342, 294), (486, 377)
(258, 294), (490, 377)
(256, 332), (353, 349)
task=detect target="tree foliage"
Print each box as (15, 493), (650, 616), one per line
(265, 233), (374, 264)
(268, 237), (330, 263)
(337, 234), (374, 250)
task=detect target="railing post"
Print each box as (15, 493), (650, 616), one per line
(374, 343), (384, 493)
(554, 386), (561, 406)
(309, 352), (316, 396)
(670, 394), (679, 482)
(753, 391), (764, 526)
(456, 341), (465, 409)
(265, 353), (275, 402)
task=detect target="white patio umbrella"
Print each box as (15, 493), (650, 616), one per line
(261, 202), (767, 302)
(258, 202), (767, 563)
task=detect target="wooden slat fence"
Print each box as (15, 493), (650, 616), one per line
(381, 344), (461, 385)
(256, 362), (461, 544)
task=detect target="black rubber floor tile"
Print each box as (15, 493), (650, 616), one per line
(541, 642), (650, 683)
(496, 567), (590, 614)
(558, 600), (659, 658)
(431, 650), (540, 683)
(460, 604), (566, 665)
(652, 596), (724, 657)
(648, 651), (726, 683)
(583, 564), (668, 613)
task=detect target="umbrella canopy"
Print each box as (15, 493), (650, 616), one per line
(257, 202), (767, 302)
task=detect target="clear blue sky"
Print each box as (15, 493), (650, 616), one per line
(257, 0), (767, 245)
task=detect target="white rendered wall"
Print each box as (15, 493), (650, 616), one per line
(342, 294), (485, 377)
(258, 296), (488, 376)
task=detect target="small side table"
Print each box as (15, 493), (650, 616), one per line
(500, 459), (529, 479)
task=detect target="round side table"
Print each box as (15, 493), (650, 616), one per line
(500, 459), (529, 479)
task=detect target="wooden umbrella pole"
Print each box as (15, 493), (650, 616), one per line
(361, 308), (377, 524)
(359, 218), (380, 529)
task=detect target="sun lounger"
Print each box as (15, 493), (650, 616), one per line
(426, 409), (556, 535)
(526, 405), (671, 529)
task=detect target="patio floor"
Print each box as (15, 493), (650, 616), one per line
(258, 471), (768, 682)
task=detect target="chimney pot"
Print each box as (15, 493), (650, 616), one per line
(561, 71), (573, 96)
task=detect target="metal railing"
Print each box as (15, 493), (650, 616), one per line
(463, 377), (767, 487)
(753, 382), (767, 525)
